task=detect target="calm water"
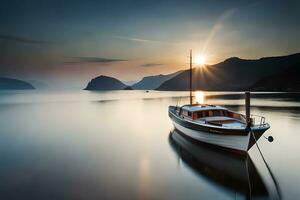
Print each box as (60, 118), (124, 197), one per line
(0, 90), (300, 200)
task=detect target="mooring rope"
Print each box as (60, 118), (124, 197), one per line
(250, 128), (282, 199)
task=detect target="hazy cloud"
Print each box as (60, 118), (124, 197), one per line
(64, 57), (128, 64)
(140, 63), (164, 67)
(114, 36), (181, 46)
(114, 36), (158, 43)
(0, 34), (50, 44)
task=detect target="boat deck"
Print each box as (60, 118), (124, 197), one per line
(196, 116), (246, 129)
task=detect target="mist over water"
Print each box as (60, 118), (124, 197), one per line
(0, 90), (299, 200)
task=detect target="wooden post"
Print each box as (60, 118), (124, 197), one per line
(245, 91), (251, 126)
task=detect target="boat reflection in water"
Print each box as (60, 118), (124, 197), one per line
(169, 129), (279, 200)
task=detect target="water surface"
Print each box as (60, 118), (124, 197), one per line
(0, 90), (299, 200)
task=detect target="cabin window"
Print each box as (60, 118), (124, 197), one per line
(233, 113), (241, 120)
(188, 111), (192, 117)
(195, 110), (229, 118)
(212, 110), (219, 116)
(197, 112), (202, 118)
(219, 110), (224, 116)
(223, 110), (228, 117)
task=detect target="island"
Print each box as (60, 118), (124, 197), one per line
(0, 77), (35, 90)
(84, 75), (131, 90)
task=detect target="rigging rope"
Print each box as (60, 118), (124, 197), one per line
(250, 128), (281, 200)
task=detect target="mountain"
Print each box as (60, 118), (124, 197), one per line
(157, 53), (300, 91)
(123, 86), (133, 90)
(84, 75), (129, 90)
(132, 71), (182, 90)
(250, 62), (300, 91)
(0, 77), (35, 90)
(27, 80), (49, 90)
(122, 80), (138, 86)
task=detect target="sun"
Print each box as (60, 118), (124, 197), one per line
(195, 91), (205, 104)
(195, 55), (206, 65)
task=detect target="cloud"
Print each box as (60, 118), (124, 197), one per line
(64, 57), (128, 64)
(114, 36), (159, 43)
(0, 34), (50, 44)
(113, 36), (181, 46)
(140, 63), (164, 67)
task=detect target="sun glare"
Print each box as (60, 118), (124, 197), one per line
(195, 91), (205, 104)
(195, 55), (206, 66)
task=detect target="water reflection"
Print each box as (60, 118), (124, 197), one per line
(169, 129), (278, 200)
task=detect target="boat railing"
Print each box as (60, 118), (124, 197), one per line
(251, 114), (267, 127)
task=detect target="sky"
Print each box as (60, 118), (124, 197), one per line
(0, 0), (299, 88)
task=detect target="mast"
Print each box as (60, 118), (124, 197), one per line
(245, 91), (251, 127)
(189, 49), (192, 105)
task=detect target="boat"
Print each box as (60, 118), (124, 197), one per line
(168, 129), (279, 199)
(168, 50), (270, 153)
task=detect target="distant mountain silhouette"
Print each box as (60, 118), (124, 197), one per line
(27, 80), (48, 89)
(0, 77), (35, 90)
(157, 53), (300, 91)
(132, 71), (182, 90)
(123, 86), (133, 90)
(250, 62), (300, 91)
(122, 80), (138, 86)
(84, 75), (129, 90)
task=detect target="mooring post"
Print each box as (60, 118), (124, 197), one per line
(245, 91), (251, 127)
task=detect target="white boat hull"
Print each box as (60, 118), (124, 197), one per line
(172, 120), (251, 152)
